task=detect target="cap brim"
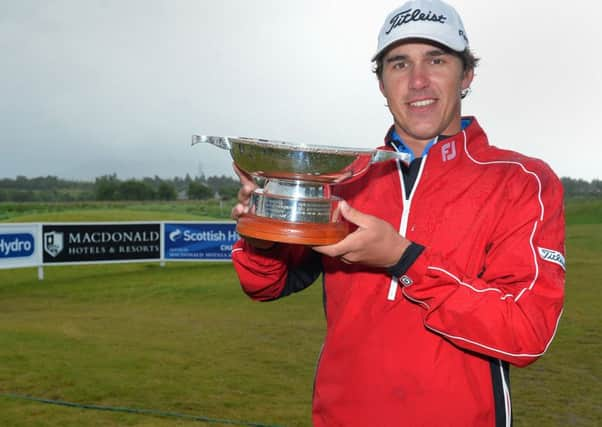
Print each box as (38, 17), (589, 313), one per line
(371, 34), (465, 62)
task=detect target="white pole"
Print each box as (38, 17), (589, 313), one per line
(160, 222), (165, 267)
(37, 223), (44, 280)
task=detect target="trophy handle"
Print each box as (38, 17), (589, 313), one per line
(191, 135), (232, 151)
(371, 149), (411, 164)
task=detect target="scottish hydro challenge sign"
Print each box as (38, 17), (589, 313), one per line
(0, 224), (40, 269)
(42, 223), (160, 264)
(164, 222), (238, 260)
(1, 233), (35, 258)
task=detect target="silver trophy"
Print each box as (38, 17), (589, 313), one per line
(193, 135), (408, 245)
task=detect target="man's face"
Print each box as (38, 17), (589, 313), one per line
(379, 41), (473, 145)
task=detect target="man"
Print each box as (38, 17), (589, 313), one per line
(231, 0), (565, 425)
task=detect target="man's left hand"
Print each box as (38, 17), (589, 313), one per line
(313, 201), (410, 268)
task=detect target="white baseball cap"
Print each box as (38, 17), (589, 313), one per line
(372, 0), (469, 61)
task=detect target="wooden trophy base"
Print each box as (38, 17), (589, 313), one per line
(237, 214), (349, 245)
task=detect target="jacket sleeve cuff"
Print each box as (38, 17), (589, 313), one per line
(386, 242), (425, 278)
(233, 239), (283, 265)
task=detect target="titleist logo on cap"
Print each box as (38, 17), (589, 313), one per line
(385, 8), (447, 35)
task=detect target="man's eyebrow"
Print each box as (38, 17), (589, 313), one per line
(385, 49), (449, 63)
(385, 54), (407, 63)
(426, 49), (448, 57)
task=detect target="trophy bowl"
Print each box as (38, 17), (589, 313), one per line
(193, 135), (408, 245)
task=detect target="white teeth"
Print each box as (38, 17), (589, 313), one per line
(410, 99), (435, 107)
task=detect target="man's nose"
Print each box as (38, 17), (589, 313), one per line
(409, 64), (430, 90)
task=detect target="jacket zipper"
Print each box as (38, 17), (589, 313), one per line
(387, 155), (428, 301)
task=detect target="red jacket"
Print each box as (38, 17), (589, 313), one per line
(232, 118), (565, 426)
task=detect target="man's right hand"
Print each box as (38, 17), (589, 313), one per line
(231, 163), (257, 221)
(231, 163), (275, 250)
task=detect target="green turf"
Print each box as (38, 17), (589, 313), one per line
(510, 223), (602, 426)
(0, 200), (232, 222)
(565, 198), (602, 225)
(0, 263), (322, 426)
(0, 201), (600, 426)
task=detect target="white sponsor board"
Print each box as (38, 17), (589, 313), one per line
(163, 222), (238, 261)
(0, 224), (41, 269)
(0, 221), (239, 279)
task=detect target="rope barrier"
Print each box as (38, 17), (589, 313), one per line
(0, 392), (285, 427)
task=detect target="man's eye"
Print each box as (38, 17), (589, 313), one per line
(392, 62), (407, 70)
(431, 58), (444, 65)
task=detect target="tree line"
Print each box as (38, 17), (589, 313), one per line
(0, 175), (599, 202)
(0, 174), (239, 202)
(560, 177), (602, 198)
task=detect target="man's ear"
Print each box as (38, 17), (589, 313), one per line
(379, 78), (386, 97)
(461, 67), (474, 91)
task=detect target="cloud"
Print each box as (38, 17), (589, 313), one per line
(1, 0), (600, 181)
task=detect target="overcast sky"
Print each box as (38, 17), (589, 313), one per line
(1, 0), (601, 181)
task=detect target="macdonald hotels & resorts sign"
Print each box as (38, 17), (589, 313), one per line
(42, 223), (161, 264)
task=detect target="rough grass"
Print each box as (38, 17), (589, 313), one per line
(511, 222), (602, 426)
(0, 263), (323, 426)
(0, 200), (232, 222)
(565, 198), (602, 225)
(507, 199), (602, 425)
(0, 200), (600, 426)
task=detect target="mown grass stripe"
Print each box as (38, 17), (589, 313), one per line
(0, 393), (284, 427)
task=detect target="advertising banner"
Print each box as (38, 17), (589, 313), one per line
(164, 222), (238, 261)
(42, 223), (160, 264)
(0, 224), (40, 269)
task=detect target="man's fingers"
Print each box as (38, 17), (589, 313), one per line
(312, 234), (356, 258)
(233, 163), (257, 204)
(338, 255), (353, 265)
(313, 241), (360, 264)
(232, 162), (247, 180)
(338, 201), (369, 228)
(237, 186), (254, 204)
(233, 163), (255, 186)
(312, 243), (341, 258)
(231, 203), (248, 220)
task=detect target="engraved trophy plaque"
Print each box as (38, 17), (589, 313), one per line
(192, 135), (408, 245)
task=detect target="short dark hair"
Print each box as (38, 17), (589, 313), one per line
(372, 44), (480, 81)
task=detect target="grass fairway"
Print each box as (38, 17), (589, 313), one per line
(0, 200), (232, 222)
(0, 263), (323, 426)
(510, 200), (602, 426)
(1, 200), (601, 426)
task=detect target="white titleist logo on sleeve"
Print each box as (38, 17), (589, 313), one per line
(538, 247), (566, 271)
